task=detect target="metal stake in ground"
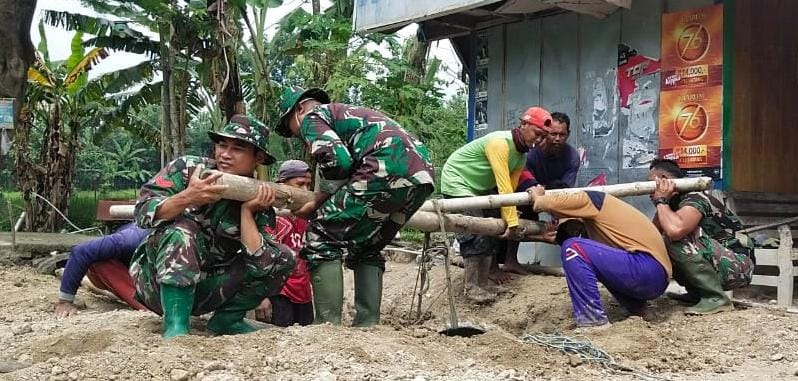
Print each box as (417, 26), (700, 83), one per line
(433, 199), (485, 338)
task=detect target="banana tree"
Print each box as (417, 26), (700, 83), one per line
(237, 0), (282, 124)
(16, 22), (156, 231)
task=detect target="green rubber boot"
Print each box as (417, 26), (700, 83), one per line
(676, 257), (733, 315)
(666, 290), (701, 305)
(160, 284), (195, 339)
(666, 270), (701, 305)
(206, 284), (267, 335)
(352, 264), (384, 327)
(311, 260), (344, 325)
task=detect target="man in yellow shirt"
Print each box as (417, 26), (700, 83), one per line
(441, 107), (552, 303)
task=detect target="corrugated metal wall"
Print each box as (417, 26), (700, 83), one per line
(474, 0), (715, 215)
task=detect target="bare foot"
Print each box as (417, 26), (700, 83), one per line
(489, 269), (513, 284)
(501, 263), (531, 276)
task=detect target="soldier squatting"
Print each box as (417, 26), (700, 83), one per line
(54, 88), (754, 337)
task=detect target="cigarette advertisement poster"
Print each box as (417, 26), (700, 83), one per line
(659, 4), (723, 179)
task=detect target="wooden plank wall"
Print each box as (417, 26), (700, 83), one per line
(730, 0), (798, 193)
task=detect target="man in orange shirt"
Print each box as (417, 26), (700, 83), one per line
(531, 186), (672, 329)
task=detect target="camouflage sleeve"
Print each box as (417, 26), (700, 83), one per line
(245, 209), (280, 257)
(134, 156), (198, 229)
(679, 192), (710, 217)
(299, 107), (353, 180)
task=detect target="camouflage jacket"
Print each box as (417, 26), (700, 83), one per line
(135, 155), (279, 268)
(678, 191), (753, 254)
(299, 103), (435, 193)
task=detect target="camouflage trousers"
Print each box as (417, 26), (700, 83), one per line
(302, 184), (434, 270)
(667, 235), (754, 290)
(129, 218), (295, 316)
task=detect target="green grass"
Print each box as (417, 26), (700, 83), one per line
(399, 227), (425, 247)
(0, 189), (138, 231)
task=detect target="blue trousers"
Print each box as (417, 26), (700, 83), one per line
(60, 222), (148, 299)
(561, 238), (668, 327)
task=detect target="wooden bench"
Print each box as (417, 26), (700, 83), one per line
(725, 191), (798, 309)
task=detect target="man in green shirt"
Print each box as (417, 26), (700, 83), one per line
(440, 107), (552, 303)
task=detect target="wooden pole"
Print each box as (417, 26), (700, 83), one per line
(418, 177), (714, 213)
(407, 211), (543, 239)
(109, 206), (545, 240)
(209, 170), (314, 210)
(109, 169), (547, 240)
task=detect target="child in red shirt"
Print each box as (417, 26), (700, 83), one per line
(262, 160), (314, 326)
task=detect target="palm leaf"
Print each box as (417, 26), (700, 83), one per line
(93, 82), (163, 145)
(27, 67), (54, 88)
(93, 61), (155, 94)
(43, 10), (160, 56)
(37, 20), (50, 64)
(65, 47), (110, 91)
(76, 60), (154, 103)
(78, 0), (156, 26)
(84, 35), (160, 57)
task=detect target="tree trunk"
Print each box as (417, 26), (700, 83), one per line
(405, 27), (430, 85)
(0, 0), (36, 122)
(158, 23), (174, 163)
(168, 0), (182, 157)
(335, 0), (354, 19)
(417, 177), (714, 213)
(1, 0), (36, 229)
(312, 0), (320, 14)
(14, 106), (39, 231)
(177, 70), (189, 155)
(210, 0), (243, 122)
(21, 104), (80, 232)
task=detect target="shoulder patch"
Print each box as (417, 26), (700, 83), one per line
(584, 191), (605, 210)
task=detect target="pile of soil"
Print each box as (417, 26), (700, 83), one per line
(1, 257), (798, 381)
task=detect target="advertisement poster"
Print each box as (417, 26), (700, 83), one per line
(0, 98), (13, 155)
(659, 86), (723, 178)
(659, 4), (723, 178)
(618, 44), (661, 168)
(0, 98), (13, 130)
(474, 33), (489, 134)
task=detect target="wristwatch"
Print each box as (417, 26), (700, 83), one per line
(652, 197), (670, 206)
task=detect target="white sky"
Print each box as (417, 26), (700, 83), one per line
(32, 0), (463, 96)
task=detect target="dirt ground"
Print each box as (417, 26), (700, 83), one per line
(1, 255), (798, 381)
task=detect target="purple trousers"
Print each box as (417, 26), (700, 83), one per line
(561, 238), (668, 327)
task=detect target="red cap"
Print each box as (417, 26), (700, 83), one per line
(520, 107), (553, 131)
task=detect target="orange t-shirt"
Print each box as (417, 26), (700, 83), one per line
(533, 191), (672, 277)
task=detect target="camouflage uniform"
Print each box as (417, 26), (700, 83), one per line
(129, 155), (295, 315)
(666, 191), (755, 290)
(297, 103), (435, 269)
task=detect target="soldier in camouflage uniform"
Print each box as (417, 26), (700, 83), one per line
(130, 114), (295, 339)
(649, 159), (754, 315)
(276, 86), (435, 327)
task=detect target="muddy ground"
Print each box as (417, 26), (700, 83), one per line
(1, 254), (797, 381)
